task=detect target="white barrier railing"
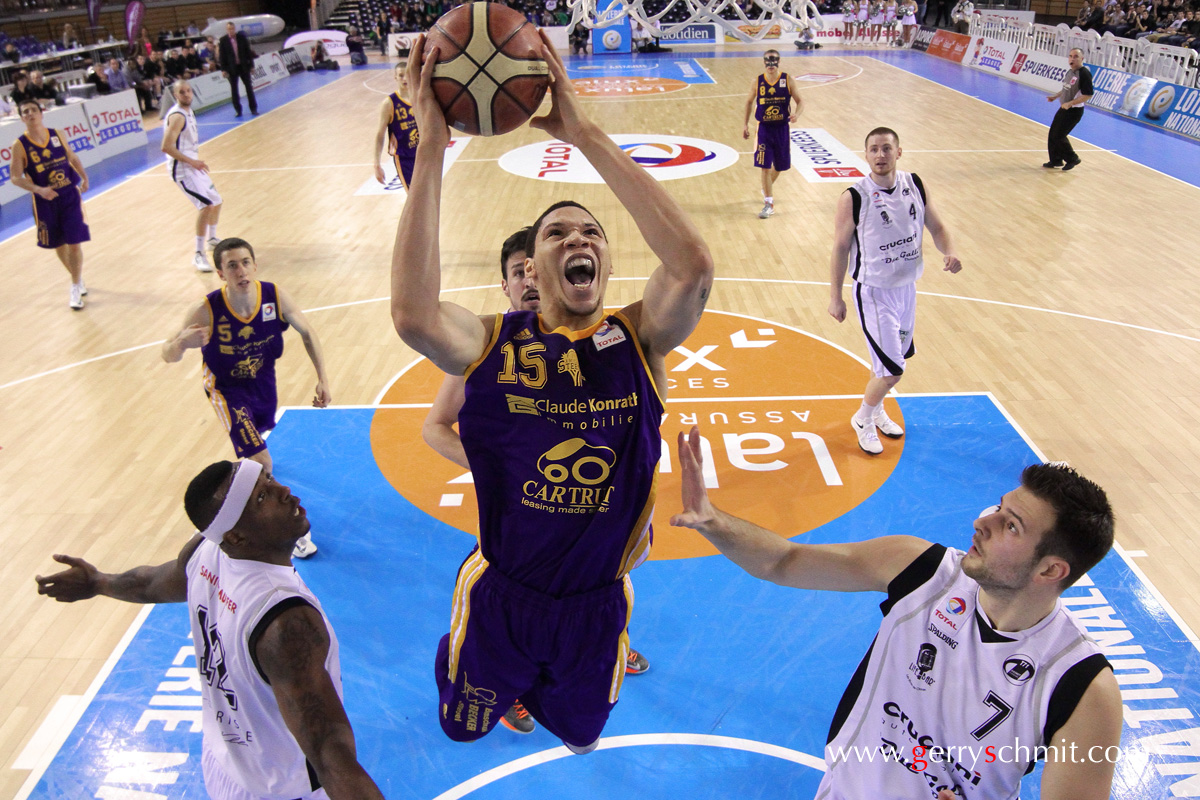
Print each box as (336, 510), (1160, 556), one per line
(969, 13), (1200, 88)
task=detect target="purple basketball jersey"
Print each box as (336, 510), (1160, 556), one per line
(200, 281), (289, 405)
(18, 129), (80, 191)
(754, 73), (790, 124)
(459, 311), (664, 597)
(387, 93), (419, 159)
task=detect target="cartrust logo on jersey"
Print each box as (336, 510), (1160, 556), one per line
(498, 135), (739, 183)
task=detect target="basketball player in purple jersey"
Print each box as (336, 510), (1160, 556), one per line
(422, 227), (652, 735)
(742, 50), (802, 219)
(9, 99), (91, 310)
(394, 33), (713, 753)
(162, 237), (332, 558)
(373, 61), (420, 188)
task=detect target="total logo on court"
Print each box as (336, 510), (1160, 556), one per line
(499, 135), (739, 183)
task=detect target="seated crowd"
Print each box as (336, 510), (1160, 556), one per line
(1076, 0), (1200, 48)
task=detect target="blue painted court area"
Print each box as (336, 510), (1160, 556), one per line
(565, 54), (715, 83)
(23, 394), (1200, 799)
(0, 69), (351, 245)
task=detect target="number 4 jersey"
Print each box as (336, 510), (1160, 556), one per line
(817, 544), (1109, 800)
(458, 310), (665, 597)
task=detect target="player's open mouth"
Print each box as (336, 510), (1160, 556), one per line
(523, 288), (540, 302)
(565, 256), (595, 287)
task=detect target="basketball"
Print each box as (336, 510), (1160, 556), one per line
(424, 2), (550, 136)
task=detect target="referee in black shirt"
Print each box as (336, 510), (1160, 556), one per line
(1044, 48), (1094, 171)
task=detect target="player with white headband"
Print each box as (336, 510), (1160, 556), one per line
(36, 461), (383, 800)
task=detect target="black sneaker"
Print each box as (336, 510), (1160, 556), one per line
(1042, 161), (1061, 168)
(501, 700), (535, 734)
(626, 649), (650, 675)
(1062, 159), (1081, 171)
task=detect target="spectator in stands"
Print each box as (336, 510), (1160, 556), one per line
(1145, 10), (1183, 39)
(1075, 1), (1093, 27)
(312, 39), (329, 67)
(1164, 9), (1198, 43)
(145, 49), (165, 99)
(164, 48), (186, 80)
(1123, 8), (1151, 36)
(105, 58), (130, 91)
(1081, 1), (1105, 29)
(183, 43), (204, 77)
(125, 53), (156, 111)
(28, 70), (59, 105)
(200, 37), (219, 70)
(9, 70), (36, 107)
(186, 20), (201, 37)
(62, 22), (79, 50)
(3, 41), (20, 64)
(1100, 3), (1125, 33)
(374, 11), (391, 55)
(85, 60), (111, 95)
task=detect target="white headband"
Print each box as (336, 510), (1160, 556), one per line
(201, 460), (263, 543)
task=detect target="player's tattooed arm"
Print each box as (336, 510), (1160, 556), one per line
(259, 605), (384, 800)
(697, 287), (710, 319)
(36, 535), (200, 604)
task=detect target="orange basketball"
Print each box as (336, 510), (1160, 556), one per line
(423, 2), (551, 136)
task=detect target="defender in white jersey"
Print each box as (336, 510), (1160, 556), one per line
(35, 460), (384, 800)
(828, 127), (962, 455)
(162, 79), (224, 273)
(671, 427), (1122, 800)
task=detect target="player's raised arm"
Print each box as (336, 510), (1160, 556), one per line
(531, 33), (714, 357)
(390, 35), (491, 375)
(36, 535), (201, 605)
(670, 426), (929, 591)
(255, 605), (385, 800)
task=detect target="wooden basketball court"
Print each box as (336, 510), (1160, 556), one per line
(2, 44), (1198, 798)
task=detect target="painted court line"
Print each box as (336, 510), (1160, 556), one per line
(8, 277), (1199, 393)
(14, 605), (154, 800)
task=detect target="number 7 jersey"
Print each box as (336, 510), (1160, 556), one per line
(458, 310), (665, 597)
(817, 545), (1109, 800)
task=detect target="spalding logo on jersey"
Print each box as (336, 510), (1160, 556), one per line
(263, 303), (277, 321)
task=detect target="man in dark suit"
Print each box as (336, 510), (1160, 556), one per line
(218, 21), (257, 117)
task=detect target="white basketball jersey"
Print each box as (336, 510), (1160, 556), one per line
(816, 545), (1108, 800)
(847, 170), (927, 289)
(164, 103), (200, 164)
(186, 539), (343, 799)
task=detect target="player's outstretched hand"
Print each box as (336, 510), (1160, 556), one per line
(35, 554), (101, 602)
(828, 297), (847, 322)
(530, 31), (591, 145)
(943, 254), (962, 273)
(313, 380), (331, 408)
(669, 427), (716, 531)
(408, 34), (451, 150)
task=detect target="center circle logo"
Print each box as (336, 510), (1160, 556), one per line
(371, 310), (903, 560)
(572, 77), (689, 97)
(499, 134), (740, 183)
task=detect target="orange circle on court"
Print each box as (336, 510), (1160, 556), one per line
(370, 310), (902, 560)
(572, 77), (689, 97)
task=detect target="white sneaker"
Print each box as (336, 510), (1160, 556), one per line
(874, 409), (904, 438)
(292, 532), (317, 559)
(193, 250), (214, 272)
(758, 203), (775, 219)
(207, 237), (222, 249)
(69, 283), (84, 310)
(851, 415), (883, 455)
(79, 281), (88, 296)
